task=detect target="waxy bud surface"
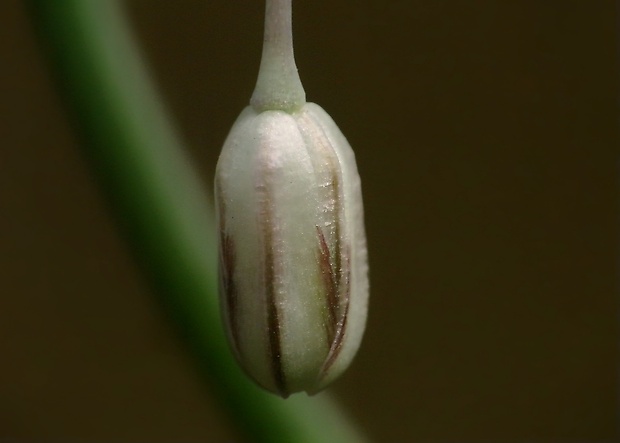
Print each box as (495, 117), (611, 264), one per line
(215, 0), (368, 397)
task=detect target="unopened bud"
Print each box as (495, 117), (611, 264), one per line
(215, 0), (368, 398)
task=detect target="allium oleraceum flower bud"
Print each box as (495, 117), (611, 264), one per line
(215, 0), (368, 398)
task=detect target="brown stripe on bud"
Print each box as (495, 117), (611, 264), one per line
(301, 110), (349, 349)
(216, 184), (242, 359)
(316, 226), (339, 342)
(219, 232), (240, 355)
(257, 178), (287, 397)
(307, 119), (352, 373)
(316, 226), (351, 375)
(321, 244), (351, 375)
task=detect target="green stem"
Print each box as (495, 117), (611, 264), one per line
(27, 1), (366, 442)
(251, 0), (306, 112)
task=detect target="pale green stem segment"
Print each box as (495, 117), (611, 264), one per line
(27, 1), (367, 442)
(251, 0), (306, 113)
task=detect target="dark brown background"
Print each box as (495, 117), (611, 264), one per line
(1, 0), (618, 441)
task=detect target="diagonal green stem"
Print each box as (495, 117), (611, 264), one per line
(27, 1), (367, 442)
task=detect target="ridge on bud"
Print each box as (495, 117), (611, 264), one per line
(215, 0), (368, 398)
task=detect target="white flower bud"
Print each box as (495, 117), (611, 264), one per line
(215, 0), (368, 398)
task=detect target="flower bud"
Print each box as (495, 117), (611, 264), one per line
(215, 0), (368, 398)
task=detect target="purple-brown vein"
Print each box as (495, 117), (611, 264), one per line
(316, 226), (338, 341)
(311, 119), (351, 371)
(317, 224), (351, 374)
(219, 232), (239, 351)
(217, 186), (241, 359)
(321, 245), (351, 375)
(257, 172), (287, 397)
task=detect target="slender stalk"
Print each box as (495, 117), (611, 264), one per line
(251, 0), (306, 112)
(27, 1), (367, 442)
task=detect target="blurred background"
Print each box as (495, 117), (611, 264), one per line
(1, 0), (618, 441)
